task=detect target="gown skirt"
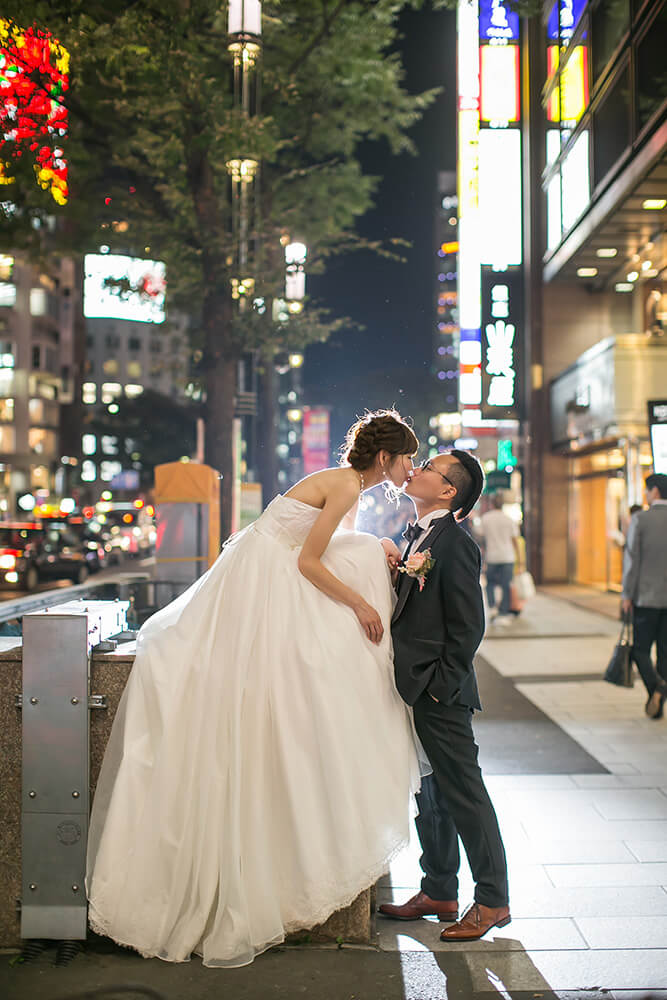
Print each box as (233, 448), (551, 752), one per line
(86, 495), (420, 968)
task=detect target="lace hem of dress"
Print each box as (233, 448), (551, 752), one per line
(88, 833), (410, 968)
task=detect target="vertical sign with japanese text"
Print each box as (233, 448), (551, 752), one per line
(481, 269), (523, 420)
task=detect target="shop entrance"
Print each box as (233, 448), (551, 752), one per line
(570, 452), (628, 591)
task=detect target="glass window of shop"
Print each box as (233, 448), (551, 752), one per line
(570, 441), (655, 589)
(593, 61), (632, 186)
(591, 0), (630, 84)
(636, 4), (667, 132)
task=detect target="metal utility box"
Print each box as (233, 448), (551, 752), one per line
(154, 462), (220, 584)
(20, 599), (129, 940)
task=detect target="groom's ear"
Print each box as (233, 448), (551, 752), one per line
(438, 483), (457, 505)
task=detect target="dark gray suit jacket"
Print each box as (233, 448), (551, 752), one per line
(622, 502), (667, 608)
(391, 513), (485, 710)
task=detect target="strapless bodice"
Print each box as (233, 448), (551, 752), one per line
(252, 494), (322, 550)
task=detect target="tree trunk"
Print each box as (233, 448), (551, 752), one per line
(257, 351), (279, 504)
(202, 293), (239, 541)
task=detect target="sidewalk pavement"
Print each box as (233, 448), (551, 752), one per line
(2, 589), (666, 1000)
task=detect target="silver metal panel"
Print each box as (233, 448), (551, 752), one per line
(22, 615), (89, 815)
(21, 812), (87, 939)
(21, 906), (87, 941)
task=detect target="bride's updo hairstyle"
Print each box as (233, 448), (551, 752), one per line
(340, 409), (418, 471)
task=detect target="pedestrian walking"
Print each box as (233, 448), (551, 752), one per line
(621, 473), (667, 719)
(477, 492), (520, 626)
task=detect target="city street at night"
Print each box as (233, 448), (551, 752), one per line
(3, 589), (667, 998)
(1, 0), (666, 997)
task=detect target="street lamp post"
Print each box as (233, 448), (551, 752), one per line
(226, 2), (262, 516)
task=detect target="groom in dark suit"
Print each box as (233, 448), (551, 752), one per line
(379, 450), (510, 940)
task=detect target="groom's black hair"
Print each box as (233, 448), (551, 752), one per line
(448, 450), (484, 521)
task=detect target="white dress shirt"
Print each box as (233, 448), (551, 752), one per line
(412, 509), (450, 549)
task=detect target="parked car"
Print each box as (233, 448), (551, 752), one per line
(0, 522), (91, 590)
(37, 513), (108, 573)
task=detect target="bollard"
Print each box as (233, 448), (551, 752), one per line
(19, 599), (129, 940)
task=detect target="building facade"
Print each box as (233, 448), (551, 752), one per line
(0, 253), (78, 514)
(523, 0), (667, 586)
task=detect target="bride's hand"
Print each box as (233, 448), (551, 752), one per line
(380, 537), (401, 570)
(354, 600), (384, 644)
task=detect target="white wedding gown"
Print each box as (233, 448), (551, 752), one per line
(86, 495), (420, 968)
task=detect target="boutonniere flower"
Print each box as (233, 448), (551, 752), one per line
(398, 548), (435, 592)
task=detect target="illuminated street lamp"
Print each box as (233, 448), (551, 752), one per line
(285, 240), (307, 302)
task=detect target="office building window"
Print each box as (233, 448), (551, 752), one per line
(127, 361), (142, 378)
(592, 0), (629, 84)
(103, 358), (120, 375)
(0, 398), (14, 421)
(0, 425), (16, 451)
(32, 346), (41, 370)
(636, 7), (667, 131)
(128, 336), (141, 352)
(593, 64), (631, 186)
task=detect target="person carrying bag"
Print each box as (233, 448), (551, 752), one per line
(604, 613), (634, 689)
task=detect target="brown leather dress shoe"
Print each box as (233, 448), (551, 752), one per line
(378, 890), (458, 922)
(646, 680), (667, 719)
(440, 901), (510, 940)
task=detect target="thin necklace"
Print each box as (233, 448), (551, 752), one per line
(357, 470), (365, 494)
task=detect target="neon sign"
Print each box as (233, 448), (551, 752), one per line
(479, 0), (519, 41)
(481, 271), (522, 419)
(457, 0), (482, 406)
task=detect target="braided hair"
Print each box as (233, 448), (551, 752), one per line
(340, 409), (419, 471)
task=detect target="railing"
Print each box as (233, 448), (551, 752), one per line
(0, 573), (192, 631)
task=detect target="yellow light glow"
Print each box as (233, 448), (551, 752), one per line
(287, 409), (302, 422)
(289, 353), (304, 367)
(642, 199), (666, 210)
(480, 45), (519, 123)
(560, 45), (588, 123)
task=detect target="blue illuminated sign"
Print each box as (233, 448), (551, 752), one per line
(559, 0), (585, 42)
(479, 0), (519, 41)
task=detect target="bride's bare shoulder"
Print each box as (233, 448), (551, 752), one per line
(285, 467), (360, 507)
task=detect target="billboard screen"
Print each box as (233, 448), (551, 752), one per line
(84, 254), (166, 323)
(302, 408), (330, 476)
(648, 400), (667, 475)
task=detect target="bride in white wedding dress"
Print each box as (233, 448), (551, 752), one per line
(86, 410), (421, 968)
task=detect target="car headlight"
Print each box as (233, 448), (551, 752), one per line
(0, 554), (16, 569)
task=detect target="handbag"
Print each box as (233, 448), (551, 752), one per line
(604, 617), (634, 688)
(509, 581), (525, 613)
(513, 570), (536, 602)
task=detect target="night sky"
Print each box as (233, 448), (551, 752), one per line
(304, 5), (457, 452)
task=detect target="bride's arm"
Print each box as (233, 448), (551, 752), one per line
(297, 485), (384, 644)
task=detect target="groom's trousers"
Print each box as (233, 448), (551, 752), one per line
(413, 693), (509, 908)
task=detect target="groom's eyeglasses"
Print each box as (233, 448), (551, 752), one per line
(420, 459), (455, 489)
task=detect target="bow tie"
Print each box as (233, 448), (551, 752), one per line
(402, 521), (424, 544)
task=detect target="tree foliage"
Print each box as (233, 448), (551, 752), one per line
(2, 0), (448, 530)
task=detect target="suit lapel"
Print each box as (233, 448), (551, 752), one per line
(392, 513), (454, 623)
